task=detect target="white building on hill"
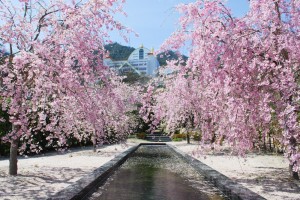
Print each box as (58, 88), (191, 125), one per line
(104, 46), (160, 76)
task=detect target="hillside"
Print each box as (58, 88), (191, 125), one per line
(104, 42), (188, 66)
(104, 43), (135, 61)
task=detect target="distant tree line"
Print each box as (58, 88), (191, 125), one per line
(104, 43), (135, 61)
(104, 42), (188, 66)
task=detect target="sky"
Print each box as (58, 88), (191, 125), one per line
(111, 0), (249, 52)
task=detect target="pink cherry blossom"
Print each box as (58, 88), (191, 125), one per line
(0, 0), (140, 175)
(143, 0), (300, 173)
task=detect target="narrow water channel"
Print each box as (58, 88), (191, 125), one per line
(86, 145), (228, 200)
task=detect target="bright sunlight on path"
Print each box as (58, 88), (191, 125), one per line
(0, 140), (299, 200)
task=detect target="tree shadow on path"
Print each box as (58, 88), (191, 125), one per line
(233, 168), (300, 200)
(0, 166), (92, 200)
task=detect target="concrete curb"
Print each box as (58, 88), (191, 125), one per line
(167, 144), (266, 200)
(50, 143), (265, 200)
(48, 145), (140, 200)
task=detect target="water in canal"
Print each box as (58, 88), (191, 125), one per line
(86, 145), (228, 200)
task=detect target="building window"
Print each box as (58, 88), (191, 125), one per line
(139, 49), (144, 59)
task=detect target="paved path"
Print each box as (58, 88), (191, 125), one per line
(0, 140), (299, 200)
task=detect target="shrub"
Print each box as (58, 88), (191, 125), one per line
(193, 132), (202, 141)
(218, 135), (225, 145)
(180, 133), (187, 139)
(172, 133), (186, 140)
(172, 138), (183, 142)
(174, 129), (180, 134)
(0, 108), (12, 156)
(0, 141), (10, 156)
(136, 132), (146, 139)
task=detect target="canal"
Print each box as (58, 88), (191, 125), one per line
(86, 145), (228, 200)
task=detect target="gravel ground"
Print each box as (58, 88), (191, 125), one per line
(0, 139), (299, 200)
(172, 141), (300, 200)
(0, 142), (135, 200)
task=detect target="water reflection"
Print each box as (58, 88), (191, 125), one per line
(87, 145), (227, 200)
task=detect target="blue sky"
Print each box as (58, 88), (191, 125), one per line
(111, 0), (249, 52)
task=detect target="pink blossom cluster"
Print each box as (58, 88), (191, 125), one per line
(0, 0), (139, 153)
(142, 0), (300, 171)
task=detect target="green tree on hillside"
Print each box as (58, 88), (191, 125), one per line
(104, 43), (135, 60)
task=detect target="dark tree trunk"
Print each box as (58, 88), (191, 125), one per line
(263, 136), (266, 152)
(8, 46), (19, 176)
(289, 163), (299, 180)
(268, 133), (272, 152)
(187, 133), (190, 144)
(289, 136), (299, 180)
(211, 133), (216, 144)
(93, 135), (97, 153)
(9, 138), (19, 176)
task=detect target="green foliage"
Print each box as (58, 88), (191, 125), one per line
(172, 137), (183, 142)
(193, 132), (202, 141)
(127, 134), (136, 139)
(122, 71), (150, 85)
(104, 42), (135, 61)
(172, 133), (186, 140)
(104, 43), (189, 68)
(174, 129), (181, 134)
(0, 142), (10, 156)
(0, 108), (12, 156)
(136, 132), (146, 140)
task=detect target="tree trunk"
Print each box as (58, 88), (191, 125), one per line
(268, 133), (272, 152)
(263, 136), (266, 152)
(9, 138), (19, 176)
(289, 163), (299, 180)
(288, 136), (299, 180)
(92, 135), (97, 153)
(187, 132), (190, 144)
